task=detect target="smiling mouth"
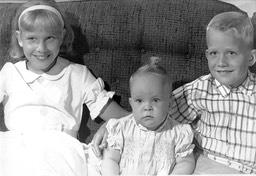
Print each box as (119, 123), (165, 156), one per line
(35, 55), (49, 60)
(217, 70), (232, 74)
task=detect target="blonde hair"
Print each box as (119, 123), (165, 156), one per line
(9, 0), (74, 59)
(130, 56), (172, 91)
(206, 11), (254, 49)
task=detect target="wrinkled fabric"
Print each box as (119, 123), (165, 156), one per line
(0, 58), (114, 176)
(106, 114), (194, 175)
(0, 131), (88, 176)
(0, 59), (113, 134)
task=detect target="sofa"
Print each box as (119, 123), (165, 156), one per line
(0, 0), (255, 144)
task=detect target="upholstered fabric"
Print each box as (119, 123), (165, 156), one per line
(0, 0), (254, 143)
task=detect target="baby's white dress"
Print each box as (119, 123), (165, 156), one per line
(106, 114), (194, 175)
(0, 58), (114, 176)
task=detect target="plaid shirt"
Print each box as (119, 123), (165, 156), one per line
(170, 71), (256, 169)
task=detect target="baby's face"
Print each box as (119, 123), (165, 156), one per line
(129, 73), (171, 131)
(206, 29), (254, 88)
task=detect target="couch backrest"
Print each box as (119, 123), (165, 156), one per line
(0, 0), (254, 142)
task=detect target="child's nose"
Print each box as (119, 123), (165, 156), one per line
(144, 104), (152, 111)
(217, 54), (228, 66)
(37, 41), (47, 52)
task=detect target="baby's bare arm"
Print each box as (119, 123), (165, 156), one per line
(171, 153), (195, 174)
(101, 146), (121, 175)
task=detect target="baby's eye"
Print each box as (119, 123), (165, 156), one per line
(153, 98), (160, 103)
(135, 99), (142, 103)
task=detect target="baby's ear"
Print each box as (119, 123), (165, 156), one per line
(249, 49), (256, 66)
(128, 97), (132, 107)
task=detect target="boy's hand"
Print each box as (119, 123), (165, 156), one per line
(92, 122), (108, 158)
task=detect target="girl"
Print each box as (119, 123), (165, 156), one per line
(0, 0), (129, 175)
(98, 57), (195, 175)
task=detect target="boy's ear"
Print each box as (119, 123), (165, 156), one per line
(249, 49), (256, 66)
(15, 30), (23, 47)
(205, 49), (209, 60)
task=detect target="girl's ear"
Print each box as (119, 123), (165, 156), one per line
(15, 30), (23, 47)
(249, 49), (256, 66)
(60, 28), (66, 45)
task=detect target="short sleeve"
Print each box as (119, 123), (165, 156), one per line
(84, 78), (114, 119)
(174, 124), (194, 158)
(106, 118), (124, 153)
(170, 79), (198, 123)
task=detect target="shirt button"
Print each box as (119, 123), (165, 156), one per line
(95, 47), (100, 52)
(140, 49), (145, 54)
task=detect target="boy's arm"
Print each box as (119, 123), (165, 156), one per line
(101, 146), (121, 175)
(171, 153), (195, 174)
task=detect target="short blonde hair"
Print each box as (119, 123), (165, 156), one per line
(207, 11), (254, 49)
(130, 56), (172, 92)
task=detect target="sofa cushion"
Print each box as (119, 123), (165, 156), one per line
(0, 0), (250, 143)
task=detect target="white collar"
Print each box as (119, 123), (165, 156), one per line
(14, 60), (68, 83)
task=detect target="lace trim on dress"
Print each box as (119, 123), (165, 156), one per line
(175, 144), (194, 158)
(107, 137), (123, 154)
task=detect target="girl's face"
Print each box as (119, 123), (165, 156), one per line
(206, 29), (256, 88)
(129, 73), (171, 131)
(16, 27), (66, 74)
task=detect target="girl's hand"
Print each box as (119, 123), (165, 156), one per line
(92, 100), (130, 157)
(92, 122), (108, 158)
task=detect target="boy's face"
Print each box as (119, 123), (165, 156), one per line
(129, 73), (171, 131)
(206, 29), (255, 88)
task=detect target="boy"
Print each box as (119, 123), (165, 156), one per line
(170, 11), (256, 174)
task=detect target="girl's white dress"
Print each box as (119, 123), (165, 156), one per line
(105, 114), (194, 175)
(0, 58), (114, 176)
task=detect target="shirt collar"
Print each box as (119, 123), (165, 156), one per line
(15, 60), (68, 83)
(214, 71), (256, 97)
(15, 60), (41, 83)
